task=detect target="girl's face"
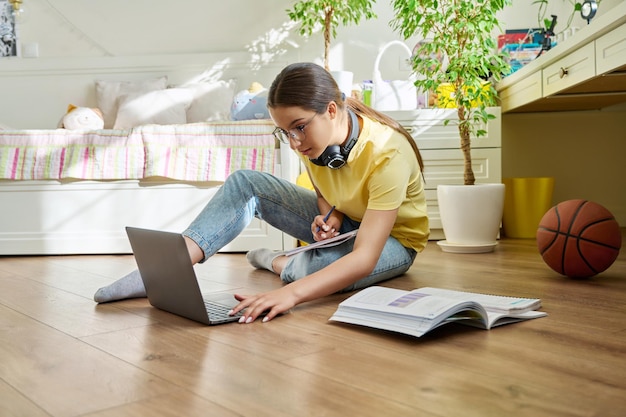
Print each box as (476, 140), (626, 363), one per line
(269, 103), (338, 159)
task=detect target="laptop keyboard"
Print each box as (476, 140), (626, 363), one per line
(204, 301), (242, 319)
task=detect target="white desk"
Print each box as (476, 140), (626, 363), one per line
(497, 2), (626, 113)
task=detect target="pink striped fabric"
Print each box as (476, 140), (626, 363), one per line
(139, 120), (276, 182)
(0, 120), (277, 181)
(0, 128), (143, 180)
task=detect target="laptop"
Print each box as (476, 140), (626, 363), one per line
(125, 226), (243, 325)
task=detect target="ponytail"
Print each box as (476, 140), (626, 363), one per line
(346, 97), (424, 173)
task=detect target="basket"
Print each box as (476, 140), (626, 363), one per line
(372, 41), (417, 111)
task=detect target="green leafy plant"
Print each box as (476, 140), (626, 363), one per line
(287, 0), (377, 71)
(391, 0), (511, 185)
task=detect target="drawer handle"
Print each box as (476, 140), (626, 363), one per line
(559, 67), (569, 78)
(404, 126), (414, 133)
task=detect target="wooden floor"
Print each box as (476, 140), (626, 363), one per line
(1, 233), (625, 417)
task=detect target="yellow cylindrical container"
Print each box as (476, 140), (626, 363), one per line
(435, 83), (456, 108)
(435, 82), (490, 108)
(502, 177), (555, 238)
(296, 172), (315, 246)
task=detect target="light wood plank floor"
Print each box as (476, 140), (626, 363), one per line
(1, 232), (625, 417)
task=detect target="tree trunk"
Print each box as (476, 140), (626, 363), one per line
(323, 8), (333, 71)
(457, 106), (475, 185)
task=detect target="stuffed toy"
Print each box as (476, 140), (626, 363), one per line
(230, 82), (270, 121)
(59, 104), (105, 130)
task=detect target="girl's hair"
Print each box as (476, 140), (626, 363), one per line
(268, 62), (424, 172)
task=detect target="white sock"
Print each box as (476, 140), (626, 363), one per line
(94, 269), (146, 303)
(246, 248), (283, 273)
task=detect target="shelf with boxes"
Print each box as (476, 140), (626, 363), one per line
(384, 108), (502, 240)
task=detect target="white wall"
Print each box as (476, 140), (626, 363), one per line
(11, 0), (415, 87)
(11, 0), (621, 88)
(1, 1), (417, 128)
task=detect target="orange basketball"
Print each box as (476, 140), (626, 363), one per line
(536, 199), (622, 278)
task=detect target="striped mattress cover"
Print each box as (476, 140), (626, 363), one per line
(0, 120), (277, 181)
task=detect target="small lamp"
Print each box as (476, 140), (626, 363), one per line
(580, 0), (598, 24)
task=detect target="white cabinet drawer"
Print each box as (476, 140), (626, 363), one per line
(596, 22), (626, 75)
(543, 42), (595, 96)
(0, 180), (287, 254)
(499, 71), (542, 112)
(386, 108), (501, 149)
(421, 148), (502, 187)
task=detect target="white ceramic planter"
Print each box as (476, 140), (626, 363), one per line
(436, 183), (505, 253)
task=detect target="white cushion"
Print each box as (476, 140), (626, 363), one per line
(179, 80), (236, 122)
(96, 76), (168, 128)
(113, 88), (194, 130)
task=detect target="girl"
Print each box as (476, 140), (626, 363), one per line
(95, 62), (428, 323)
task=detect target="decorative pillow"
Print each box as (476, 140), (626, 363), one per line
(231, 82), (270, 121)
(179, 79), (236, 122)
(96, 76), (168, 128)
(113, 88), (194, 130)
(60, 104), (104, 130)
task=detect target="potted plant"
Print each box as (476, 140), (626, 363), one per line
(287, 0), (377, 94)
(391, 0), (512, 252)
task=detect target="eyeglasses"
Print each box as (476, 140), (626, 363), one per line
(272, 113), (318, 144)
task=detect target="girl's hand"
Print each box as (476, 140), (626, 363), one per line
(312, 211), (342, 241)
(231, 287), (298, 323)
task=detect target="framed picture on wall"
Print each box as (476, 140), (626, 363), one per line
(1, 0), (18, 57)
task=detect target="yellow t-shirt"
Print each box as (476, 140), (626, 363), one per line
(301, 115), (429, 251)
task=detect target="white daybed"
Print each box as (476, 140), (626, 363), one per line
(0, 121), (299, 255)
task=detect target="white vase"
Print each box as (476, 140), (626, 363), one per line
(436, 183), (505, 253)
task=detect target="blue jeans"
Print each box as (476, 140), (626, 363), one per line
(183, 170), (417, 292)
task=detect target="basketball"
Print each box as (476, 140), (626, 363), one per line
(536, 199), (622, 278)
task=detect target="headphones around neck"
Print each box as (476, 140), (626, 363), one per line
(310, 108), (360, 169)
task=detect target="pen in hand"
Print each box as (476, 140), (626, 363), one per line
(316, 205), (336, 233)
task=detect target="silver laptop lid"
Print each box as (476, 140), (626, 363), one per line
(125, 227), (212, 324)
